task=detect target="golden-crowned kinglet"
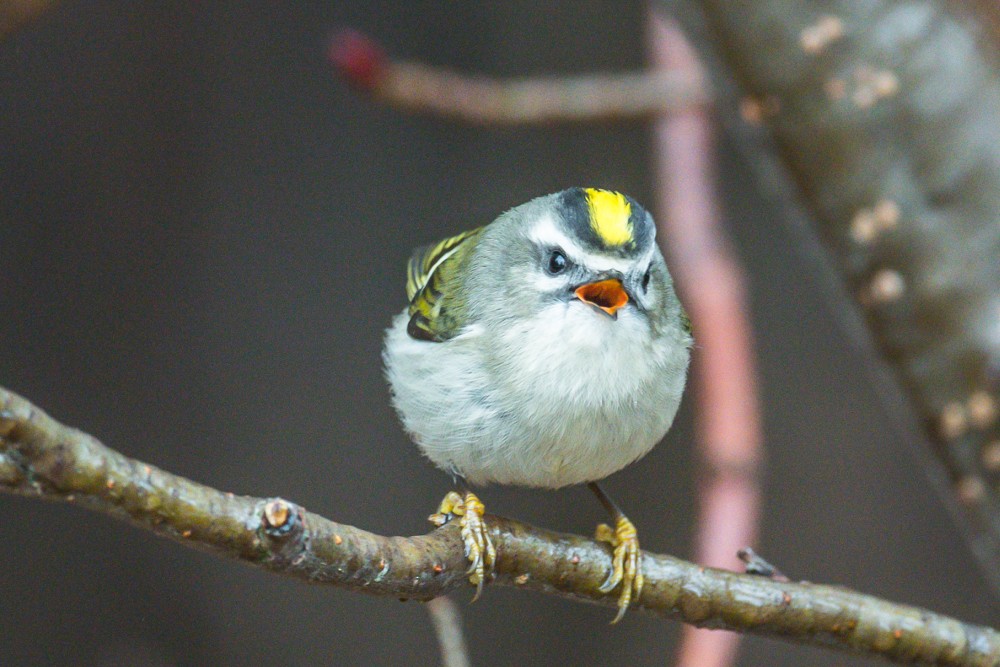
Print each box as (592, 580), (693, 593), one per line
(383, 187), (692, 621)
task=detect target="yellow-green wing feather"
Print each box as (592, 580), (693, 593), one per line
(405, 228), (483, 342)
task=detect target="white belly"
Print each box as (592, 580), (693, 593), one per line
(383, 302), (689, 488)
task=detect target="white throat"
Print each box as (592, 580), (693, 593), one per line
(494, 300), (661, 407)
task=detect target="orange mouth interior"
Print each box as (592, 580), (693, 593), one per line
(574, 279), (628, 317)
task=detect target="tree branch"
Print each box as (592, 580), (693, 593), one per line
(649, 12), (764, 667)
(1, 384), (997, 666)
(425, 596), (471, 667)
(687, 0), (1000, 588)
(327, 28), (709, 124)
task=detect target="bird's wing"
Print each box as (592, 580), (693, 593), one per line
(405, 227), (483, 342)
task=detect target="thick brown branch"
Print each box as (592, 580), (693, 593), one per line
(1, 385), (997, 665)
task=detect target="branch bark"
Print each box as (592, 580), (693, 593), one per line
(0, 385), (997, 665)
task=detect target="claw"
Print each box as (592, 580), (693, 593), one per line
(428, 490), (495, 602)
(428, 490), (464, 527)
(595, 515), (643, 623)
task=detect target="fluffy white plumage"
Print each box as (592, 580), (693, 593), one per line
(384, 298), (688, 487)
(383, 191), (691, 489)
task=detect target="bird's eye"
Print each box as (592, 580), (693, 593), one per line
(641, 267), (651, 291)
(546, 249), (568, 275)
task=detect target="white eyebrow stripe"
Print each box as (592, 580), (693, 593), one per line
(527, 212), (585, 256)
(527, 213), (655, 275)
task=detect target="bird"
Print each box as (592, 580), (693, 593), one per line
(383, 187), (692, 621)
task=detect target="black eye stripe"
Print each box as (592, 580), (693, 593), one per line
(641, 268), (651, 290)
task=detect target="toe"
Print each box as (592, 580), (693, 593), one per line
(597, 561), (623, 593)
(610, 600), (629, 625)
(457, 491), (494, 602)
(595, 515), (642, 622)
(429, 490), (491, 600)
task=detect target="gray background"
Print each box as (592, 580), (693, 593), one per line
(1, 2), (995, 665)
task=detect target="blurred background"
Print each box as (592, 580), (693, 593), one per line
(0, 2), (997, 665)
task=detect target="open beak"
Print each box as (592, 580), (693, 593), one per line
(574, 278), (629, 318)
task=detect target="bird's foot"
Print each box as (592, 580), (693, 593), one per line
(595, 514), (643, 623)
(429, 490), (495, 601)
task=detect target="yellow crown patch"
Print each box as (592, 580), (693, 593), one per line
(584, 188), (633, 247)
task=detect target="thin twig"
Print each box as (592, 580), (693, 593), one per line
(1, 386), (997, 665)
(426, 596), (471, 667)
(327, 28), (709, 124)
(650, 11), (764, 667)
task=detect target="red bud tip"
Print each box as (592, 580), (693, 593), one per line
(328, 28), (387, 90)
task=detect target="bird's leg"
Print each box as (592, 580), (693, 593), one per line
(428, 485), (495, 602)
(589, 482), (643, 623)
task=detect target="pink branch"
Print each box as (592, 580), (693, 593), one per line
(328, 28), (708, 124)
(648, 11), (765, 667)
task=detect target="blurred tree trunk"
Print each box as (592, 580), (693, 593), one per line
(674, 0), (1000, 590)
